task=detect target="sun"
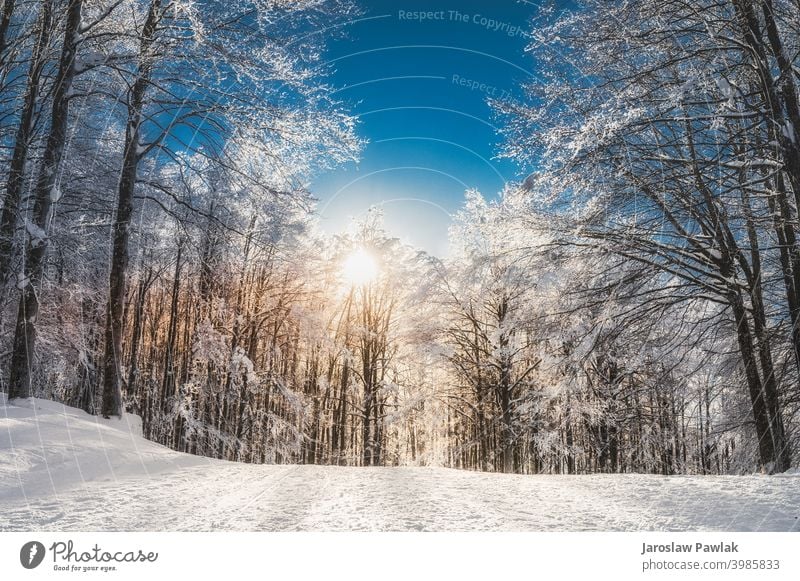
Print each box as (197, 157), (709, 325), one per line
(342, 247), (379, 286)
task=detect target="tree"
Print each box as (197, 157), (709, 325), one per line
(8, 0), (83, 400)
(99, 0), (360, 417)
(0, 0), (53, 287)
(495, 0), (797, 472)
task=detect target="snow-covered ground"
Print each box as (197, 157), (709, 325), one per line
(2, 395), (799, 532)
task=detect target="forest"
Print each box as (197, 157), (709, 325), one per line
(1, 0), (799, 477)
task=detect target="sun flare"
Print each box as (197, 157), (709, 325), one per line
(342, 247), (379, 286)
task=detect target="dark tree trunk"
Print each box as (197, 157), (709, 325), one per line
(733, 0), (800, 205)
(336, 358), (349, 463)
(126, 266), (152, 407)
(8, 0), (82, 401)
(0, 0), (53, 287)
(764, 171), (800, 381)
(362, 375), (373, 466)
(760, 0), (800, 198)
(0, 0), (16, 60)
(740, 173), (791, 472)
(161, 240), (182, 413)
(727, 285), (784, 472)
(101, 0), (162, 418)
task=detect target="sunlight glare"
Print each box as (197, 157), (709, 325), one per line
(342, 247), (379, 286)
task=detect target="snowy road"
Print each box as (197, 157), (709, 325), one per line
(2, 397), (799, 532)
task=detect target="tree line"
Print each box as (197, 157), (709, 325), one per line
(0, 0), (359, 418)
(2, 0), (798, 475)
(491, 0), (800, 474)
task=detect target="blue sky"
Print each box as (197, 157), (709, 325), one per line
(311, 0), (549, 256)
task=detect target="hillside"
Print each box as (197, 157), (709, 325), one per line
(2, 396), (798, 532)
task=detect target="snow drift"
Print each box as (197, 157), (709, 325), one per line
(1, 395), (798, 532)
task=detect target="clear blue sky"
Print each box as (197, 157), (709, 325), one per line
(311, 0), (554, 256)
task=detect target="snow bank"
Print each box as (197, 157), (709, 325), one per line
(1, 395), (798, 532)
(0, 394), (209, 502)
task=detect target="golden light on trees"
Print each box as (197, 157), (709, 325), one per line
(342, 247), (379, 286)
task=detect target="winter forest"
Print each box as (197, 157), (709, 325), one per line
(1, 0), (800, 488)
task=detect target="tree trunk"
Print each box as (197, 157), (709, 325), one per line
(0, 0), (16, 60)
(0, 0), (53, 287)
(727, 285), (783, 472)
(740, 171), (791, 472)
(760, 0), (800, 198)
(126, 266), (152, 407)
(101, 0), (162, 418)
(7, 0), (82, 400)
(161, 240), (182, 414)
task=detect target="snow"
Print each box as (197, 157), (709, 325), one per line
(25, 220), (47, 247)
(715, 76), (735, 108)
(2, 395), (799, 532)
(783, 120), (797, 145)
